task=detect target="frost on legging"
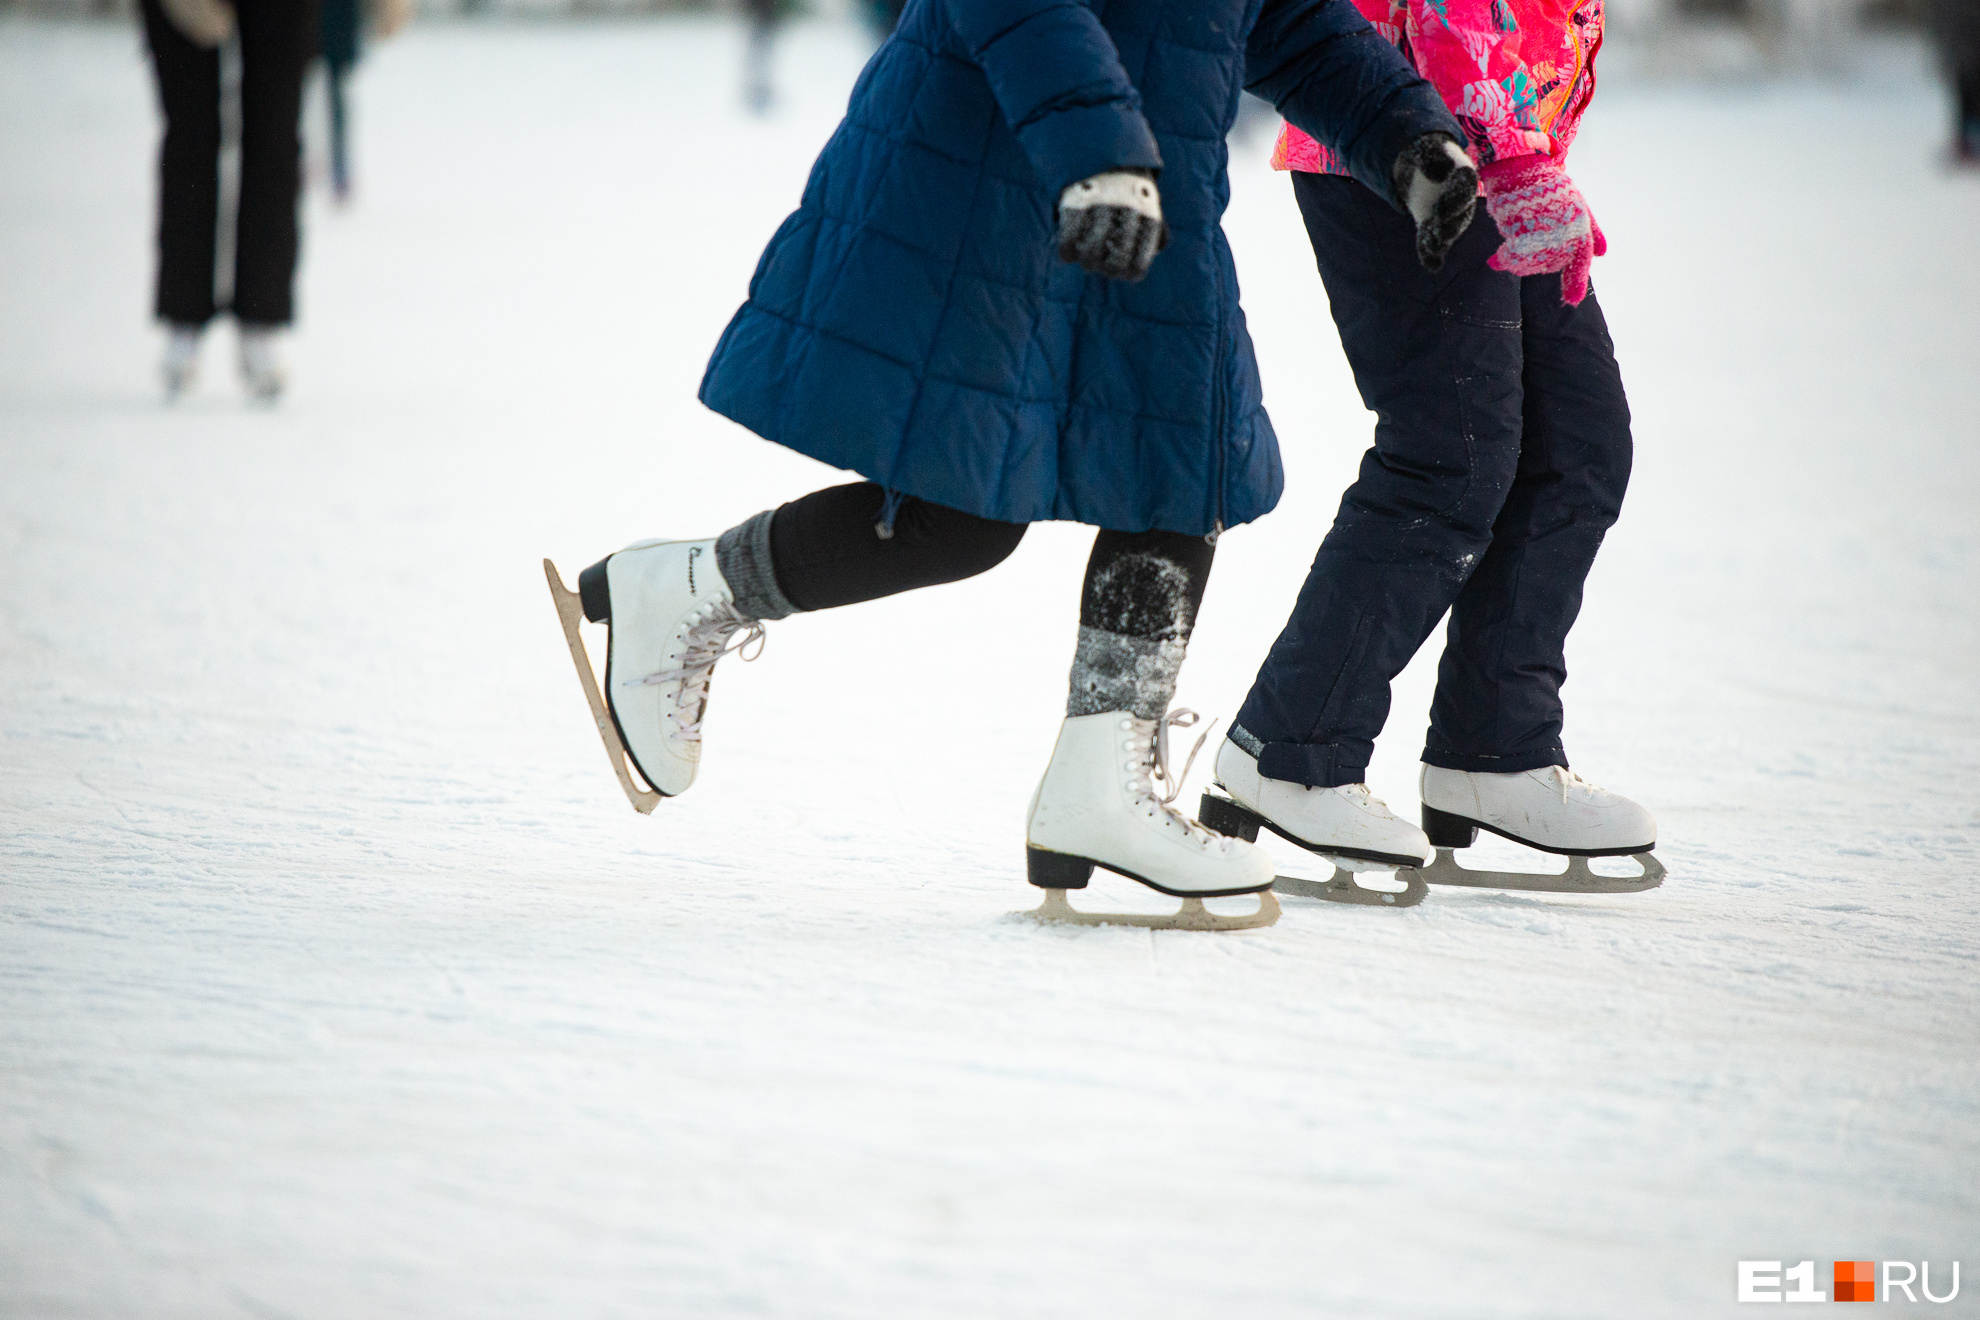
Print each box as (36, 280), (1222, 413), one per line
(1067, 551), (1196, 720)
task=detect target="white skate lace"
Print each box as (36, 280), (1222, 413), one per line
(1339, 782), (1396, 815)
(636, 600), (765, 740)
(1127, 709), (1228, 850)
(1548, 765), (1602, 804)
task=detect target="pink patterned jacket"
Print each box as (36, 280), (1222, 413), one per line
(1272, 0), (1604, 176)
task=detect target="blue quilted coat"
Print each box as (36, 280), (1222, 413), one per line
(700, 0), (1459, 536)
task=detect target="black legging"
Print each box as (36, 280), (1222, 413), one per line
(766, 482), (1214, 642)
(140, 0), (317, 327)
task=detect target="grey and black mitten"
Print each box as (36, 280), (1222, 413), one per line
(1392, 133), (1479, 273)
(1056, 170), (1169, 282)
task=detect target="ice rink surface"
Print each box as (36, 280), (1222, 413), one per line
(3, 14), (1978, 1318)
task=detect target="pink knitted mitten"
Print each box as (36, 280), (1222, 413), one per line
(1481, 156), (1607, 305)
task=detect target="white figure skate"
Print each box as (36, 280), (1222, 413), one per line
(162, 325), (201, 400)
(238, 326), (286, 402)
(1021, 711), (1279, 930)
(1198, 739), (1432, 907)
(543, 539), (763, 811)
(1417, 765), (1664, 894)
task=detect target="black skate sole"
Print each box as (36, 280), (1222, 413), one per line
(1421, 803), (1653, 858)
(1198, 792), (1429, 870)
(1025, 845), (1273, 900)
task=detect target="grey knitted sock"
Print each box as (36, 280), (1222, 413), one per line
(1066, 625), (1186, 721)
(714, 509), (797, 622)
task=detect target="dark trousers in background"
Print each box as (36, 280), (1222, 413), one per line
(1959, 63), (1980, 149)
(321, 0), (361, 196)
(1930, 0), (1980, 152)
(1232, 173), (1633, 789)
(140, 0), (316, 327)
(325, 60), (351, 196)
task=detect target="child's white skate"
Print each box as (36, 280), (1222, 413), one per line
(162, 325), (201, 400)
(1417, 765), (1664, 893)
(1021, 711), (1279, 930)
(238, 326), (286, 403)
(543, 539), (763, 812)
(1196, 740), (1431, 907)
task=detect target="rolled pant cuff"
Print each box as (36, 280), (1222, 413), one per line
(1419, 746), (1566, 774)
(1254, 739), (1368, 789)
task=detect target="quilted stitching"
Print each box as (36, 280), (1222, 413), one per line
(700, 0), (1452, 535)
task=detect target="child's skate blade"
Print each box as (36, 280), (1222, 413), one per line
(1273, 866), (1428, 908)
(1199, 791), (1427, 906)
(1419, 848), (1665, 894)
(544, 558), (661, 815)
(1018, 886), (1280, 931)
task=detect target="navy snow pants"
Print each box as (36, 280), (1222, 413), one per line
(1231, 173), (1633, 789)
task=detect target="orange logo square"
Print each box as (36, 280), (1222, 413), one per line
(1834, 1261), (1876, 1302)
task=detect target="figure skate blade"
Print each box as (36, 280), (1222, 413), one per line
(1419, 849), (1664, 894)
(1273, 866), (1427, 907)
(1018, 887), (1280, 931)
(544, 558), (661, 815)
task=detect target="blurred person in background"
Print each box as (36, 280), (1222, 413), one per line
(1931, 0), (1980, 165)
(741, 0), (785, 114)
(861, 0), (907, 41)
(144, 0), (317, 401)
(319, 0), (410, 204)
(552, 0), (1485, 923)
(1212, 0), (1661, 873)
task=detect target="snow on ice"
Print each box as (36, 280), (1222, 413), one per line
(2, 13), (1977, 1319)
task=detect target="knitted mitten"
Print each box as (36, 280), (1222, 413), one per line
(1481, 156), (1607, 305)
(1057, 170), (1169, 282)
(1391, 133), (1478, 273)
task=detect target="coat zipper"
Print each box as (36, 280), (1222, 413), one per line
(1207, 254), (1229, 545)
